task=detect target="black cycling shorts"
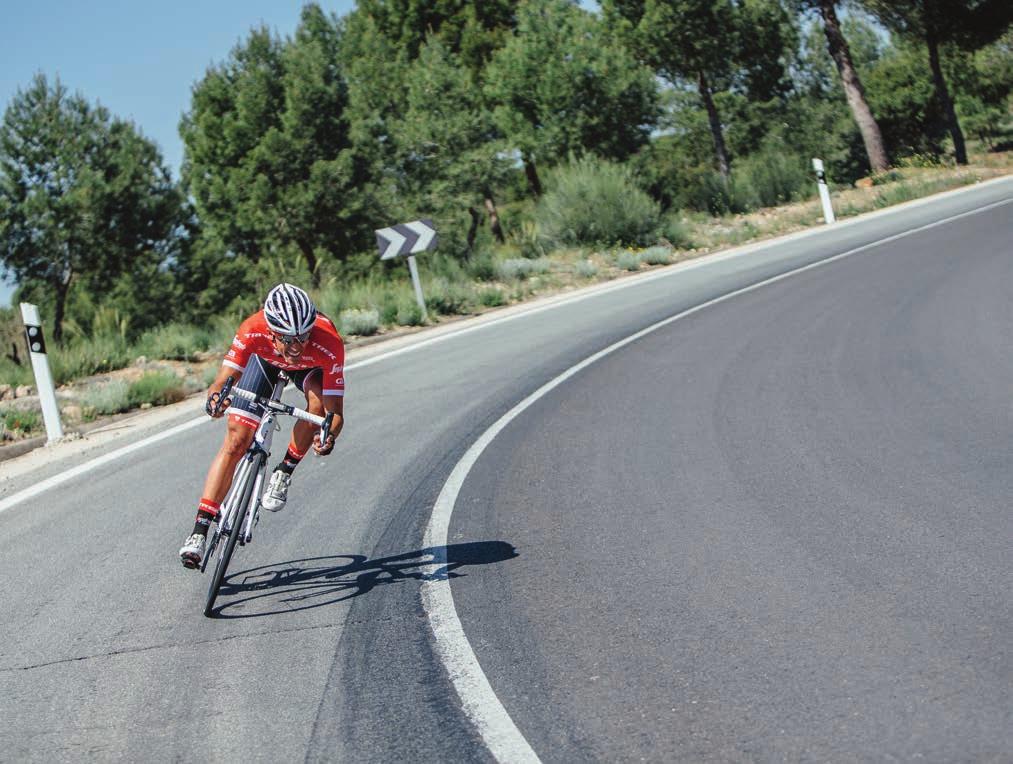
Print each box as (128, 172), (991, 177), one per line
(226, 355), (321, 430)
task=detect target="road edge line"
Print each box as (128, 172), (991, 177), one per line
(419, 196), (1012, 763)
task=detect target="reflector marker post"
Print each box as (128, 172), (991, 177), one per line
(20, 302), (64, 443)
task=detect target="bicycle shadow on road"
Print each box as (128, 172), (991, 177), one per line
(209, 540), (519, 618)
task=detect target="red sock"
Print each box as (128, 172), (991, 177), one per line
(275, 444), (305, 475)
(193, 498), (221, 535)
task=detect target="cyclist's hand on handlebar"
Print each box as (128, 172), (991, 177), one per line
(313, 431), (336, 456)
(205, 376), (235, 418)
(205, 390), (231, 418)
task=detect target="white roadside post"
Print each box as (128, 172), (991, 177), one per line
(812, 158), (836, 224)
(19, 302), (64, 443)
(375, 219), (439, 321)
(405, 255), (427, 318)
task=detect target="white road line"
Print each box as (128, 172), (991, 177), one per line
(0, 191), (1008, 519)
(419, 196), (1013, 763)
(0, 416), (208, 514)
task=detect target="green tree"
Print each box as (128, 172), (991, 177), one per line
(952, 30), (1013, 148)
(605, 0), (794, 179)
(0, 74), (182, 341)
(181, 4), (374, 287)
(389, 40), (512, 250)
(802, 0), (892, 172)
(861, 0), (1013, 164)
(786, 13), (891, 178)
(864, 40), (949, 157)
(352, 0), (517, 75)
(486, 0), (659, 195)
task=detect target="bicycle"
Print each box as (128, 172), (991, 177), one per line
(200, 370), (333, 617)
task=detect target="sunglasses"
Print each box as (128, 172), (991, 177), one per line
(273, 331), (311, 345)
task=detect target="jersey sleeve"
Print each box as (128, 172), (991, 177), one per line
(223, 314), (257, 373)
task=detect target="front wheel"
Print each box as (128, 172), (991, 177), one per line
(203, 452), (264, 617)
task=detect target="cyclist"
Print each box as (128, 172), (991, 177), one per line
(179, 283), (345, 568)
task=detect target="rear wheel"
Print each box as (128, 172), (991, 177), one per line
(203, 452), (264, 617)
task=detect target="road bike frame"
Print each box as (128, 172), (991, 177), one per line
(200, 370), (332, 617)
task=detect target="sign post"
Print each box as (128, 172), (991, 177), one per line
(405, 255), (426, 317)
(375, 219), (438, 320)
(19, 302), (64, 443)
(812, 158), (836, 224)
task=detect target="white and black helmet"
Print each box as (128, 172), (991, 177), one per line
(263, 283), (317, 337)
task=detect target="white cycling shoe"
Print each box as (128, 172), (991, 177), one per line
(179, 533), (206, 569)
(261, 470), (291, 512)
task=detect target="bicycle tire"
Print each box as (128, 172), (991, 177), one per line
(203, 452), (265, 617)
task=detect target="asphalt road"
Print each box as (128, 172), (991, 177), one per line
(1, 179), (1010, 762)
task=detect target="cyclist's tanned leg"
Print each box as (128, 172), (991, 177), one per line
(291, 370), (325, 457)
(261, 371), (325, 513)
(204, 418), (256, 502)
(182, 417), (256, 563)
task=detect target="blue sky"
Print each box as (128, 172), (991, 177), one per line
(0, 0), (598, 308)
(2, 1), (358, 180)
(1, 1), (359, 307)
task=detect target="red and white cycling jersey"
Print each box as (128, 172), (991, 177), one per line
(223, 310), (345, 397)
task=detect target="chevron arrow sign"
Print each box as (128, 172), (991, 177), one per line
(375, 219), (438, 260)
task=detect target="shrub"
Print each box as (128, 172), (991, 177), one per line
(477, 287), (506, 307)
(339, 308), (380, 336)
(615, 251), (642, 271)
(49, 336), (134, 385)
(737, 144), (811, 208)
(396, 300), (425, 326)
(896, 153), (944, 169)
(90, 305), (130, 340)
(641, 246), (672, 266)
(135, 323), (218, 361)
(536, 156), (661, 248)
(496, 258), (551, 281)
(425, 253), (471, 283)
(316, 286), (348, 320)
(79, 380), (131, 418)
(0, 358), (33, 388)
(575, 259), (599, 278)
(871, 169), (904, 185)
(128, 371), (185, 408)
(682, 170), (760, 216)
(658, 215), (691, 248)
(426, 278), (471, 315)
(466, 250), (499, 281)
(1, 406), (41, 438)
(872, 181), (925, 208)
(509, 221), (548, 259)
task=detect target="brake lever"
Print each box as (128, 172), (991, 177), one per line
(212, 376), (236, 417)
(319, 412), (334, 448)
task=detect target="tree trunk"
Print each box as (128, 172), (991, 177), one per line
(466, 207), (481, 252)
(298, 241), (320, 287)
(52, 272), (71, 343)
(926, 27), (968, 165)
(819, 0), (890, 173)
(523, 156), (543, 197)
(484, 189), (505, 243)
(697, 70), (731, 179)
